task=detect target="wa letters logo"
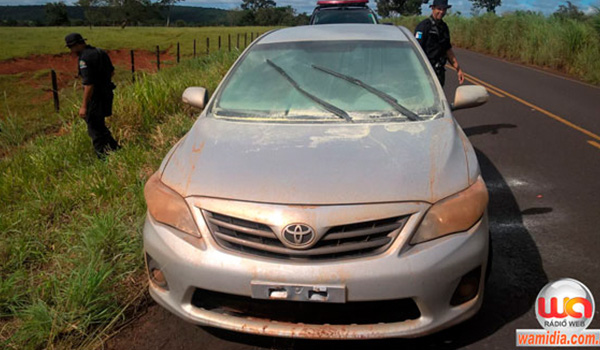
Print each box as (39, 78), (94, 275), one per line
(517, 279), (600, 347)
(535, 279), (595, 333)
(538, 297), (593, 319)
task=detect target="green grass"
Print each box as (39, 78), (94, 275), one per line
(0, 72), (67, 154)
(0, 67), (131, 156)
(388, 12), (600, 85)
(0, 26), (275, 61)
(0, 26), (274, 157)
(0, 50), (239, 350)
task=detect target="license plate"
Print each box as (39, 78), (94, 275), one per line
(251, 281), (346, 303)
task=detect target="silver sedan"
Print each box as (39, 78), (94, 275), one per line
(143, 23), (490, 339)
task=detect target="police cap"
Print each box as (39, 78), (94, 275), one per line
(430, 0), (452, 9)
(65, 33), (86, 47)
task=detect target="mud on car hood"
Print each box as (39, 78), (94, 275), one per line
(161, 116), (473, 205)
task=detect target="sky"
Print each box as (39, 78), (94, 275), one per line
(1, 0), (598, 16)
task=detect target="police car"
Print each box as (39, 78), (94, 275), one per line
(309, 0), (378, 25)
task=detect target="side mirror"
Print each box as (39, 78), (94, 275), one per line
(452, 85), (489, 111)
(182, 87), (208, 109)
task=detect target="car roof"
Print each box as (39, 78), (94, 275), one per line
(258, 24), (409, 44)
(316, 0), (369, 6)
(315, 6), (371, 10)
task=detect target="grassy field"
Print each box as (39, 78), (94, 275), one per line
(0, 71), (63, 154)
(0, 28), (244, 348)
(0, 68), (138, 158)
(389, 12), (600, 85)
(0, 26), (275, 61)
(0, 26), (272, 159)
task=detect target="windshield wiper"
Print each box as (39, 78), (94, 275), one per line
(311, 64), (421, 121)
(265, 59), (353, 123)
(213, 109), (272, 118)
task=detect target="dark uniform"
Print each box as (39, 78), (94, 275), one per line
(415, 17), (452, 86)
(78, 45), (120, 158)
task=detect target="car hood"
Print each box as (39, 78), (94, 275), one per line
(161, 116), (471, 205)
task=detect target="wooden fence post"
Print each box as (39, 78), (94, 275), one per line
(177, 42), (180, 63)
(228, 34), (231, 52)
(251, 32), (254, 42)
(156, 45), (160, 71)
(244, 33), (247, 48)
(193, 39), (196, 58)
(237, 33), (240, 50)
(218, 36), (221, 51)
(206, 37), (210, 55)
(51, 70), (59, 112)
(130, 50), (135, 82)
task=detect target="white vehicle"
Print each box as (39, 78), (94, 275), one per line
(309, 0), (379, 25)
(143, 24), (490, 339)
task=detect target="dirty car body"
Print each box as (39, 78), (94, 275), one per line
(143, 24), (490, 339)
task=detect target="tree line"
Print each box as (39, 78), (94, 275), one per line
(374, 0), (502, 17)
(375, 0), (599, 20)
(7, 0), (597, 27)
(42, 0), (181, 27)
(29, 0), (309, 27)
(227, 0), (309, 26)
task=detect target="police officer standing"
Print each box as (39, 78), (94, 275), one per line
(65, 33), (120, 159)
(414, 0), (464, 87)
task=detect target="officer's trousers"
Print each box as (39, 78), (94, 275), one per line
(435, 67), (446, 87)
(85, 113), (119, 159)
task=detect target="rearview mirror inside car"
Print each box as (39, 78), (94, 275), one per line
(452, 85), (489, 111)
(182, 87), (208, 109)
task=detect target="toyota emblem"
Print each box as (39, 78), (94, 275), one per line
(282, 224), (315, 248)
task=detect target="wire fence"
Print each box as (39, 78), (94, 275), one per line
(50, 31), (263, 112)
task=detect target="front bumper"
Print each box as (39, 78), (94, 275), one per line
(143, 199), (489, 339)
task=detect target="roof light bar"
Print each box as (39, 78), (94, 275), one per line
(317, 0), (368, 5)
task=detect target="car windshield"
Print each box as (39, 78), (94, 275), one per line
(212, 40), (443, 123)
(312, 9), (377, 24)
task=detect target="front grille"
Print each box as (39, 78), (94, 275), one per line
(204, 210), (409, 260)
(192, 288), (420, 325)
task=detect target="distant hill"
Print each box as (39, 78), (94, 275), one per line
(0, 5), (230, 25)
(0, 5), (82, 21)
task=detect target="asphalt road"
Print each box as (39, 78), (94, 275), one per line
(106, 48), (600, 350)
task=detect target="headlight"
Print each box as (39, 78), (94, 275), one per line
(144, 172), (200, 237)
(411, 176), (488, 244)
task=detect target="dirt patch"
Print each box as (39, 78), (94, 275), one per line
(1, 49), (175, 106)
(24, 71), (74, 101)
(0, 49), (174, 76)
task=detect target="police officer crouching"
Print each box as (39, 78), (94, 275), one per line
(65, 33), (120, 159)
(414, 0), (464, 87)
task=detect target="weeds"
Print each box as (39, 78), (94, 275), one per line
(0, 26), (273, 158)
(0, 71), (76, 156)
(390, 12), (600, 85)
